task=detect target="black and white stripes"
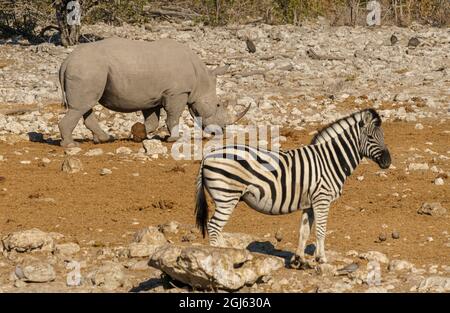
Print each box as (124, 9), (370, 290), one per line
(195, 108), (391, 265)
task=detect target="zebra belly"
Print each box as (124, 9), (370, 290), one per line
(241, 185), (275, 214)
(241, 185), (310, 215)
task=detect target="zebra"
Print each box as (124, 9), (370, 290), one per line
(194, 108), (391, 266)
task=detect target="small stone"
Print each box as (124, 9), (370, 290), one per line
(15, 261), (56, 283)
(100, 168), (112, 176)
(143, 139), (167, 155)
(408, 163), (429, 171)
(90, 262), (125, 290)
(2, 228), (55, 253)
(357, 176), (364, 181)
(14, 279), (27, 288)
(41, 157), (51, 164)
(158, 221), (180, 234)
(61, 157), (83, 174)
(64, 147), (82, 156)
(418, 276), (450, 292)
(434, 178), (444, 186)
(133, 226), (167, 245)
(20, 160), (31, 164)
(392, 231), (400, 239)
(408, 37), (420, 48)
(388, 259), (414, 272)
(55, 243), (80, 256)
(415, 123), (424, 130)
(275, 229), (283, 242)
(337, 263), (359, 274)
(418, 202), (446, 217)
(129, 260), (149, 271)
(181, 233), (197, 242)
(378, 233), (387, 242)
(128, 243), (160, 258)
(131, 122), (147, 142)
(116, 147), (132, 155)
(360, 251), (389, 264)
(84, 148), (103, 157)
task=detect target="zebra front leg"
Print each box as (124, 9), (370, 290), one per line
(312, 197), (332, 264)
(290, 208), (314, 269)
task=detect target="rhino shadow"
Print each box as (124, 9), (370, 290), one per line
(246, 241), (316, 268)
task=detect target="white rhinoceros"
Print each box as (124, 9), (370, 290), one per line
(58, 37), (249, 147)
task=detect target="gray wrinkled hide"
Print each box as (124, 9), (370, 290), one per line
(58, 38), (228, 147)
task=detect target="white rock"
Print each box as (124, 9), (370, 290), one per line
(2, 228), (55, 252)
(418, 276), (450, 292)
(15, 261), (56, 283)
(61, 157), (83, 174)
(84, 148), (103, 157)
(359, 251), (389, 264)
(434, 178), (444, 185)
(143, 139), (167, 155)
(158, 221), (180, 234)
(388, 259), (414, 272)
(100, 168), (112, 176)
(115, 147), (132, 155)
(418, 202), (446, 217)
(89, 262), (125, 290)
(64, 147), (82, 156)
(149, 244), (284, 291)
(415, 123), (424, 130)
(128, 242), (160, 258)
(133, 226), (167, 245)
(408, 163), (429, 171)
(55, 243), (80, 256)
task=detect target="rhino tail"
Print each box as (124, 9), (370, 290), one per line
(195, 160), (208, 238)
(59, 58), (69, 109)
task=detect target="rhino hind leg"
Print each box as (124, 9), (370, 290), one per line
(142, 107), (161, 138)
(83, 109), (114, 144)
(59, 109), (84, 147)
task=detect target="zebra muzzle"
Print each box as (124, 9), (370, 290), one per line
(378, 149), (391, 169)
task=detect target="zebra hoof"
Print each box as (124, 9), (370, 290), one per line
(315, 256), (328, 264)
(289, 255), (311, 270)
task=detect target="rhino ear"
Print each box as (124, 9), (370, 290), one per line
(210, 65), (230, 77)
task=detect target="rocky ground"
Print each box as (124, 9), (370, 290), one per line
(0, 20), (449, 293)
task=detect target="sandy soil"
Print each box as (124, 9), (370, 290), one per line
(0, 119), (448, 268)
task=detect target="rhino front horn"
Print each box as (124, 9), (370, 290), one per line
(230, 103), (251, 124)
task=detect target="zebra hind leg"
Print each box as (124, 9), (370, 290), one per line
(207, 196), (241, 248)
(290, 208), (314, 270)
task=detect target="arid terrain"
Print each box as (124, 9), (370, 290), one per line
(0, 20), (449, 292)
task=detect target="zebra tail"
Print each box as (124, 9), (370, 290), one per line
(195, 162), (208, 238)
(59, 58), (69, 109)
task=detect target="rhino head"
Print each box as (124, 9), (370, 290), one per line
(188, 65), (250, 131)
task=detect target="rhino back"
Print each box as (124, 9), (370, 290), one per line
(65, 38), (201, 111)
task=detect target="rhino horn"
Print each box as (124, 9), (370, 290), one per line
(229, 103), (251, 124)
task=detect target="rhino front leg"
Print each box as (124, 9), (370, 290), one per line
(83, 109), (114, 144)
(164, 94), (188, 142)
(59, 108), (84, 147)
(142, 107), (161, 138)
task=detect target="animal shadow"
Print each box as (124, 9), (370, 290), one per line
(129, 278), (163, 293)
(246, 241), (316, 268)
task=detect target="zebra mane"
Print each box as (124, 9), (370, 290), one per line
(311, 108), (381, 144)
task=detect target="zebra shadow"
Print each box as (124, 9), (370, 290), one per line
(246, 241), (316, 268)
